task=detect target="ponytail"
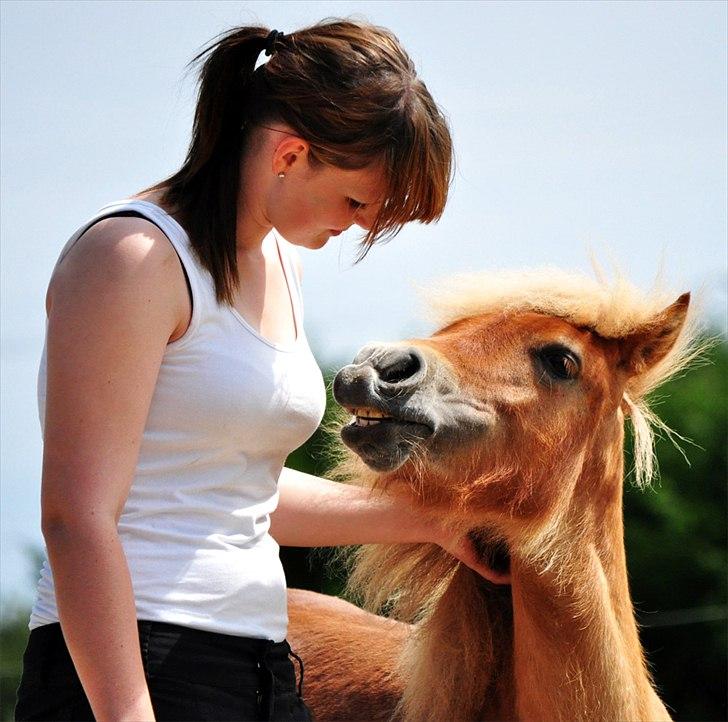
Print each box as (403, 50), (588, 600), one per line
(151, 27), (272, 304)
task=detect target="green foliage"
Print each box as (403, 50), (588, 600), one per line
(1, 547), (44, 720)
(1, 605), (30, 721)
(282, 368), (349, 597)
(624, 339), (727, 721)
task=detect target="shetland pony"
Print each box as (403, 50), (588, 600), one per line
(287, 269), (701, 722)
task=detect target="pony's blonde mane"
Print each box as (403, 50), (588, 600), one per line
(423, 266), (703, 487)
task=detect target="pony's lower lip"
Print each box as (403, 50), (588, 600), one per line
(329, 229), (342, 236)
(340, 419), (434, 472)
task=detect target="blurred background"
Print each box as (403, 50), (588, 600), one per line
(1, 1), (725, 719)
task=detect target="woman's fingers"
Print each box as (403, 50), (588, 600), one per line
(443, 533), (512, 586)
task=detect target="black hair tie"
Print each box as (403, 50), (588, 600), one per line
(264, 29), (285, 57)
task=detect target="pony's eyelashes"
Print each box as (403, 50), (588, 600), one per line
(533, 343), (582, 383)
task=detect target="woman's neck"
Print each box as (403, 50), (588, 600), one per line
(235, 137), (276, 253)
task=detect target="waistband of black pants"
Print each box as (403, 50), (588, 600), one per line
(27, 620), (295, 690)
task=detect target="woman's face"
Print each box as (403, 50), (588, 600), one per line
(264, 140), (388, 250)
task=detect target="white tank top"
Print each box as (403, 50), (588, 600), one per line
(30, 199), (327, 641)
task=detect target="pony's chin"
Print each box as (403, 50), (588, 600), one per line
(341, 420), (432, 472)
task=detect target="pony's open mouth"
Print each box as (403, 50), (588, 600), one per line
(342, 405), (432, 434)
(346, 406), (395, 427)
(340, 404), (434, 471)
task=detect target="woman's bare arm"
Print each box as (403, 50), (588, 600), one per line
(41, 216), (190, 722)
(269, 467), (432, 546)
(270, 468), (505, 581)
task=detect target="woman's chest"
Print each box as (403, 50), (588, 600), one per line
(145, 318), (326, 457)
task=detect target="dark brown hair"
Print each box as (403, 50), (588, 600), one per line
(149, 19), (453, 304)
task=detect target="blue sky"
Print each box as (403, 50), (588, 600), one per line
(1, 0), (726, 613)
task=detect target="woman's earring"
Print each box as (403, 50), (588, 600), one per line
(277, 172), (285, 179)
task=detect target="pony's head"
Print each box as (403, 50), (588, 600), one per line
(335, 269), (698, 547)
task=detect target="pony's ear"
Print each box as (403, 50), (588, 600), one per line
(619, 293), (690, 377)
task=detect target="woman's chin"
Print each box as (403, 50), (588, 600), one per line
(274, 228), (330, 250)
(298, 233), (331, 250)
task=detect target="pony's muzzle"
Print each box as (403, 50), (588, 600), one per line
(335, 345), (427, 405)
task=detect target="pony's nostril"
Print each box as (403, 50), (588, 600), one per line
(377, 350), (423, 385)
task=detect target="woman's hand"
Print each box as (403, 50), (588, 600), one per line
(430, 524), (512, 586)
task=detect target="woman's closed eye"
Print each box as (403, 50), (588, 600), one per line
(347, 197), (366, 210)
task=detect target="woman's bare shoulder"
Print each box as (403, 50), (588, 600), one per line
(55, 214), (178, 277)
(45, 214), (192, 345)
(48, 214), (187, 313)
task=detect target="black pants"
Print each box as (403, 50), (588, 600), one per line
(15, 620), (313, 721)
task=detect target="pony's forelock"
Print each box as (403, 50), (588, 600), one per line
(424, 267), (677, 340)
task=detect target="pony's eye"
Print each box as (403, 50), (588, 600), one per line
(536, 344), (581, 381)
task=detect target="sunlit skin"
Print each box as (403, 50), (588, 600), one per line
(142, 126), (389, 347)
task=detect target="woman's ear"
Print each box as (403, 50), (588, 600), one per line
(618, 293), (690, 377)
(271, 134), (310, 177)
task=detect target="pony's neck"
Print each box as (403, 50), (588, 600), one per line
(509, 427), (669, 722)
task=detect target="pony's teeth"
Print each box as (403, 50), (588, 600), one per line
(355, 417), (382, 427)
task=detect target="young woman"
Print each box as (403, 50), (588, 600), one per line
(15, 20), (492, 722)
